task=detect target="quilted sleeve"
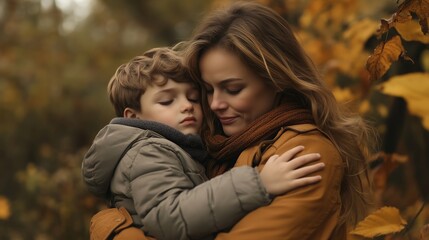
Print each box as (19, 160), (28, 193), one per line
(129, 139), (271, 240)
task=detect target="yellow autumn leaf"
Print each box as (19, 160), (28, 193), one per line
(379, 0), (429, 36)
(395, 0), (429, 35)
(359, 100), (370, 115)
(332, 87), (353, 103)
(350, 206), (407, 238)
(337, 18), (379, 74)
(299, 0), (325, 29)
(366, 36), (404, 81)
(344, 18), (379, 44)
(395, 20), (429, 44)
(296, 30), (328, 66)
(377, 104), (389, 118)
(378, 72), (429, 130)
(0, 196), (11, 220)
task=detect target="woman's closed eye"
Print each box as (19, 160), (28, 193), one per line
(225, 87), (242, 95)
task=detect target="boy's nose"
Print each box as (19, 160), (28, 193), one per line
(181, 99), (194, 112)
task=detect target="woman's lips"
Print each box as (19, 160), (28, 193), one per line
(218, 116), (238, 125)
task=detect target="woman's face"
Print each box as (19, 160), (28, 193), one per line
(199, 46), (277, 136)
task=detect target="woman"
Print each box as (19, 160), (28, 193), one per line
(88, 2), (373, 240)
(182, 1), (373, 239)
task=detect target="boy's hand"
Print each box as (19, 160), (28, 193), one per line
(259, 146), (324, 196)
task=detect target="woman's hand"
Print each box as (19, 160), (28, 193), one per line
(259, 146), (324, 196)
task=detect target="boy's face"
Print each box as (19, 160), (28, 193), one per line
(135, 78), (202, 135)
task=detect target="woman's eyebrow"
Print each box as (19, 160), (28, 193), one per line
(221, 78), (242, 83)
(203, 78), (243, 86)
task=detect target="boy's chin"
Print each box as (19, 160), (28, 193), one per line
(180, 129), (200, 136)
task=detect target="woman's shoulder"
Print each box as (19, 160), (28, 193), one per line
(273, 123), (335, 147)
(236, 123), (343, 168)
(271, 123), (342, 166)
(278, 123), (320, 138)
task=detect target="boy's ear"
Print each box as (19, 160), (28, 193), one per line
(123, 108), (138, 119)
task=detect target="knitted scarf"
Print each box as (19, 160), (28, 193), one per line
(204, 103), (314, 177)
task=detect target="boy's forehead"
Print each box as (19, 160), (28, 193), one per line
(151, 74), (197, 87)
(148, 77), (198, 90)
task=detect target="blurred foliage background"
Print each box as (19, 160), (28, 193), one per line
(0, 0), (428, 239)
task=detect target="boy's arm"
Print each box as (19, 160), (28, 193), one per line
(130, 139), (271, 240)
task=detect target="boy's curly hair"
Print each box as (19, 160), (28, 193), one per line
(107, 47), (193, 117)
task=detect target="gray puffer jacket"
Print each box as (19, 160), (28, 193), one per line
(82, 118), (271, 240)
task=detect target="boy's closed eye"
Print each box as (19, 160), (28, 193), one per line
(158, 99), (174, 105)
(187, 91), (200, 103)
(187, 97), (199, 103)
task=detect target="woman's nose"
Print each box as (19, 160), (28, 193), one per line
(209, 92), (227, 111)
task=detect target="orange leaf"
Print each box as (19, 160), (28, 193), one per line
(396, 20), (429, 43)
(350, 207), (407, 238)
(0, 196), (11, 220)
(366, 36), (404, 81)
(376, 0), (429, 37)
(395, 0), (429, 35)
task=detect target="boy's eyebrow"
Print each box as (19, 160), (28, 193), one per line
(153, 86), (198, 95)
(153, 88), (177, 95)
(158, 88), (176, 92)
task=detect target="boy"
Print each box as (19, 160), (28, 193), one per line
(82, 47), (323, 240)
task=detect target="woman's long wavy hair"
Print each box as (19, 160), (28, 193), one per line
(181, 1), (374, 228)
